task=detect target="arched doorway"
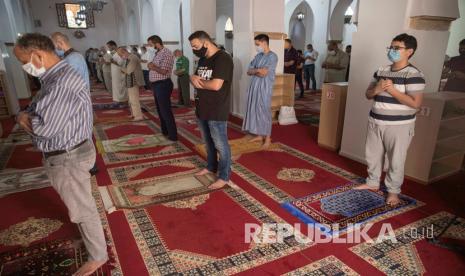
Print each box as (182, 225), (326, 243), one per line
(288, 1), (314, 51)
(329, 0), (358, 45)
(140, 0), (154, 43)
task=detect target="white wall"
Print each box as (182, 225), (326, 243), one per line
(28, 0), (118, 53)
(1, 0), (34, 102)
(447, 0), (465, 57)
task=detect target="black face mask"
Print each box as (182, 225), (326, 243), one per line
(460, 50), (465, 57)
(193, 46), (207, 58)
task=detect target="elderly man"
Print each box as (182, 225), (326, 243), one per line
(14, 33), (107, 276)
(117, 47), (145, 121)
(50, 32), (89, 88)
(102, 46), (112, 93)
(322, 41), (349, 83)
(107, 40), (127, 103)
(173, 49), (190, 107)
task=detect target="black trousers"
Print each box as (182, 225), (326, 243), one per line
(295, 71), (304, 97)
(151, 79), (178, 141)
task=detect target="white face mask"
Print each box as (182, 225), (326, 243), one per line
(22, 54), (46, 77)
(328, 50), (336, 56)
(256, 45), (264, 53)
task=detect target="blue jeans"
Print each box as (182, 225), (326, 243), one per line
(198, 119), (231, 181)
(142, 70), (150, 90)
(304, 64), (316, 90)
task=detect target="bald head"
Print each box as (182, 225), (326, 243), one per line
(174, 49), (183, 58)
(51, 32), (71, 51)
(327, 41), (339, 52)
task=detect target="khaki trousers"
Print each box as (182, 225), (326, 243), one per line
(128, 85), (143, 119)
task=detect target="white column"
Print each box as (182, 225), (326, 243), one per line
(232, 0), (285, 117)
(340, 0), (460, 164)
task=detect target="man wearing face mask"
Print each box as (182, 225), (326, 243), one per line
(189, 30), (233, 189)
(107, 40), (128, 103)
(173, 49), (191, 107)
(14, 33), (108, 276)
(322, 41), (349, 83)
(444, 39), (465, 92)
(242, 34), (278, 148)
(354, 33), (425, 207)
(117, 47), (145, 121)
(50, 32), (89, 88)
(147, 35), (177, 141)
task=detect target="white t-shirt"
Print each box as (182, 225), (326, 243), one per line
(304, 50), (318, 65)
(140, 50), (155, 71)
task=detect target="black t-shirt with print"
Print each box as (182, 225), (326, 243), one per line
(195, 50), (234, 121)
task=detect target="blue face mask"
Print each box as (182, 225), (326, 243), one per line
(387, 49), (401, 63)
(55, 49), (65, 57)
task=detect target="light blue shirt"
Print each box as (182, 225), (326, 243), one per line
(64, 51), (90, 88)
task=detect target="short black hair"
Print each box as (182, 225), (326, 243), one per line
(460, 39), (465, 46)
(285, 38), (292, 44)
(392, 33), (417, 58)
(346, 45), (352, 49)
(106, 40), (117, 47)
(16, 33), (55, 52)
(307, 44), (313, 48)
(297, 49), (303, 54)
(254, 34), (269, 44)
(188, 31), (212, 42)
(147, 35), (163, 45)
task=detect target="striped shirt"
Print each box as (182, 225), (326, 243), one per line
(149, 47), (174, 82)
(27, 60), (93, 152)
(369, 64), (425, 125)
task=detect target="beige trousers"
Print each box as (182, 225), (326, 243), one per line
(128, 85), (143, 119)
(103, 71), (112, 94)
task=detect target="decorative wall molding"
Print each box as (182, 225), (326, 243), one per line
(409, 16), (454, 31)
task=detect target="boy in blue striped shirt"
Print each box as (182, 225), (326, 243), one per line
(354, 34), (425, 206)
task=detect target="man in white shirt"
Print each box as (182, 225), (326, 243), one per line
(140, 46), (155, 90)
(102, 47), (112, 93)
(303, 44), (318, 91)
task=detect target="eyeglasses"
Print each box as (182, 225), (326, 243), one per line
(386, 46), (406, 51)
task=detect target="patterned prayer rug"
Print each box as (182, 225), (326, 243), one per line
(297, 114), (320, 126)
(106, 155), (206, 186)
(0, 167), (50, 197)
(281, 181), (419, 236)
(0, 239), (112, 275)
(93, 120), (161, 141)
(93, 102), (129, 110)
(122, 184), (312, 275)
(100, 171), (224, 209)
(283, 255), (359, 276)
(350, 212), (465, 275)
(0, 217), (63, 247)
(0, 142), (42, 170)
(96, 134), (174, 153)
(195, 137), (281, 159)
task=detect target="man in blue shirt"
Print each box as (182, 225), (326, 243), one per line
(51, 32), (90, 88)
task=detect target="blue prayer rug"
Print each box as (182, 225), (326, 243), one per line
(282, 179), (419, 236)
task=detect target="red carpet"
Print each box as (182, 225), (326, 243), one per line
(1, 80), (464, 275)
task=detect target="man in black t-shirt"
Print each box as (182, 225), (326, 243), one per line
(189, 31), (234, 189)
